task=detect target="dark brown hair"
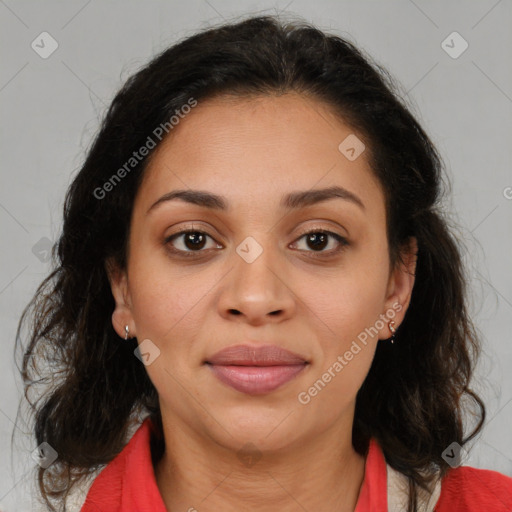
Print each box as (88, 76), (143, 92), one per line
(16, 13), (485, 511)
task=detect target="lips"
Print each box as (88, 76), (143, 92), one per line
(205, 344), (309, 395)
(206, 344), (309, 366)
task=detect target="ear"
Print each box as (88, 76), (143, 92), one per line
(105, 257), (136, 339)
(379, 237), (418, 339)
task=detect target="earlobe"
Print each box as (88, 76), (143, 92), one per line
(381, 237), (418, 338)
(105, 257), (136, 340)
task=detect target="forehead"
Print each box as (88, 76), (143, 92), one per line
(135, 93), (384, 216)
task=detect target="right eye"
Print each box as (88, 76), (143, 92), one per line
(164, 229), (222, 256)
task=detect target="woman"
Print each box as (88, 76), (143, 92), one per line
(17, 13), (512, 512)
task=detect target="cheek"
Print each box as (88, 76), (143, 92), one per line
(296, 275), (385, 413)
(308, 287), (381, 338)
(126, 243), (192, 337)
(127, 249), (232, 364)
(303, 257), (390, 342)
(130, 273), (206, 341)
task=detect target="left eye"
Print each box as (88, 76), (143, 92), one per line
(292, 230), (348, 254)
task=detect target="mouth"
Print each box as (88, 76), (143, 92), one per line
(205, 362), (309, 395)
(205, 344), (310, 395)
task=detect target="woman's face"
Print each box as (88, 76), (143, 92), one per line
(109, 92), (416, 452)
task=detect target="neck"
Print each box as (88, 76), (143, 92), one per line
(154, 414), (367, 512)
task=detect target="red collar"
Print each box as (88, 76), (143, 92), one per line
(81, 417), (386, 511)
(82, 417), (167, 511)
(355, 436), (388, 511)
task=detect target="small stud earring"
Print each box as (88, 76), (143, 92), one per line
(124, 325), (130, 340)
(388, 321), (396, 344)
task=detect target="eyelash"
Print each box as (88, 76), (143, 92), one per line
(163, 227), (349, 259)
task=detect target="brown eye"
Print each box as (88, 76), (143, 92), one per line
(165, 230), (220, 255)
(292, 230), (348, 256)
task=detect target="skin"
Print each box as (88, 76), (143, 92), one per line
(107, 92), (417, 511)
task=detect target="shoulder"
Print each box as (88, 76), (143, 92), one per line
(62, 417), (150, 512)
(435, 465), (512, 511)
(382, 436), (512, 512)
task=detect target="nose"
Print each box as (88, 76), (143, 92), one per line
(216, 240), (296, 326)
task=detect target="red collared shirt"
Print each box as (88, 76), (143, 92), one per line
(80, 417), (512, 511)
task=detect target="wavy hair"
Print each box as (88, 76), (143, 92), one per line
(16, 13), (485, 511)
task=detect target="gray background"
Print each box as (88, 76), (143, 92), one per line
(1, 0), (511, 510)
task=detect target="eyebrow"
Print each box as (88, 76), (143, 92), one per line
(146, 185), (365, 215)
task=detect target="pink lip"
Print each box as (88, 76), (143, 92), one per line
(207, 364), (307, 395)
(205, 344), (309, 395)
(206, 344), (308, 366)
